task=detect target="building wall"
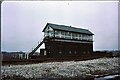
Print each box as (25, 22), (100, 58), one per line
(44, 38), (93, 57)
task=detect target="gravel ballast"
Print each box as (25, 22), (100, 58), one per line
(1, 57), (119, 79)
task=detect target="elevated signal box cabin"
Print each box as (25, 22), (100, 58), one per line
(40, 23), (94, 57)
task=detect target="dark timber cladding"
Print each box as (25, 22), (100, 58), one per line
(41, 23), (94, 57)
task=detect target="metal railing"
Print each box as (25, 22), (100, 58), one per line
(29, 37), (44, 56)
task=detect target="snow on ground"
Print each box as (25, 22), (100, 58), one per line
(1, 57), (119, 79)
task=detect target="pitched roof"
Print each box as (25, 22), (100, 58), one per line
(43, 23), (94, 35)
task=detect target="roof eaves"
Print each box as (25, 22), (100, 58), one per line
(43, 23), (94, 35)
(42, 23), (49, 32)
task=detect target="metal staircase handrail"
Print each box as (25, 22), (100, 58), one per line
(29, 39), (44, 55)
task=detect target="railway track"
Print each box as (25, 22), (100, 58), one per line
(2, 54), (116, 65)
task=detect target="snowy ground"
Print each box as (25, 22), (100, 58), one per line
(1, 57), (119, 79)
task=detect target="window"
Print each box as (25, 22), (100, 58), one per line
(82, 34), (85, 40)
(75, 51), (77, 54)
(61, 31), (65, 38)
(82, 34), (87, 40)
(76, 34), (79, 40)
(55, 30), (59, 35)
(44, 32), (48, 37)
(72, 33), (75, 39)
(83, 51), (86, 54)
(69, 51), (72, 54)
(86, 35), (90, 40)
(55, 30), (60, 38)
(59, 50), (62, 54)
(44, 27), (54, 38)
(65, 32), (71, 39)
(49, 31), (54, 37)
(88, 36), (91, 41)
(61, 31), (65, 35)
(44, 51), (47, 56)
(78, 34), (81, 40)
(72, 33), (78, 40)
(88, 51), (89, 54)
(90, 36), (93, 41)
(67, 32), (71, 36)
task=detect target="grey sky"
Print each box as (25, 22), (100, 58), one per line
(1, 1), (118, 52)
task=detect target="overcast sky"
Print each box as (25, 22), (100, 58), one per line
(1, 1), (118, 52)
